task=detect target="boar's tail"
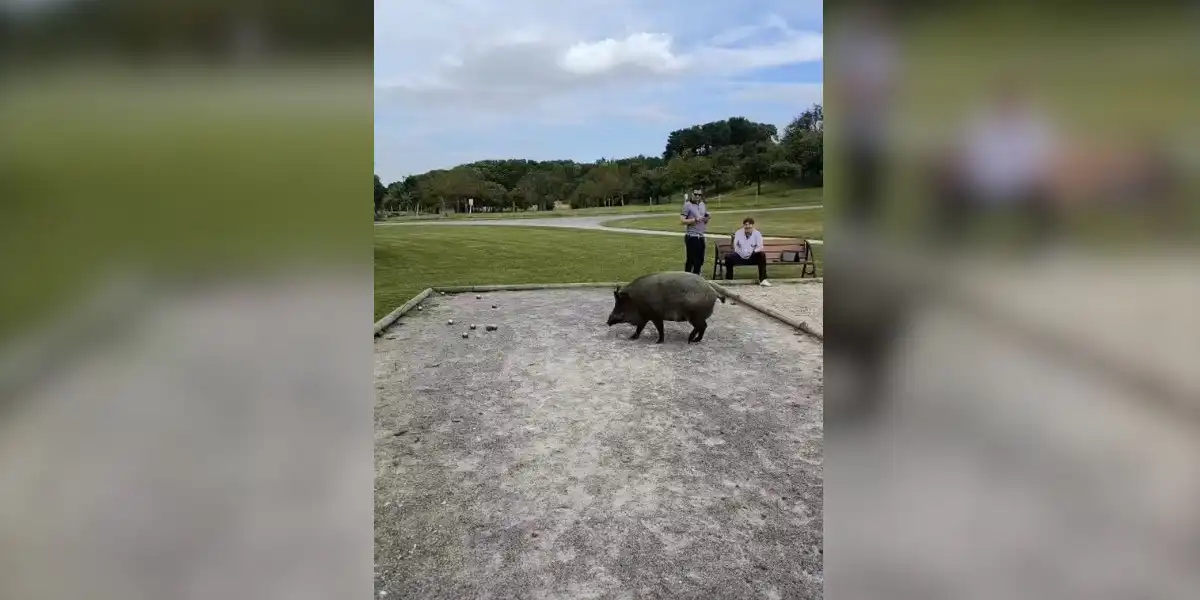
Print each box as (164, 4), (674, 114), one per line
(708, 282), (727, 303)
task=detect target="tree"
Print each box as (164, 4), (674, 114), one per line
(663, 117), (777, 160)
(738, 142), (778, 195)
(794, 130), (823, 185)
(663, 154), (696, 195)
(769, 161), (803, 182)
(699, 121), (732, 154)
(727, 117), (776, 146)
(785, 104), (823, 136)
(546, 165), (573, 208)
(1, 0), (371, 64)
(374, 174), (386, 217)
(477, 180), (508, 210)
(378, 106), (822, 216)
(418, 167), (491, 213)
(514, 171), (552, 211)
(781, 106), (824, 186)
(633, 167), (668, 204)
(382, 180), (408, 213)
(709, 146), (743, 192)
(687, 155), (717, 191)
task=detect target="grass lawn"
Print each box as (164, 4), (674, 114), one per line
(824, 8), (1199, 240)
(1, 67), (367, 342)
(601, 208), (824, 240)
(374, 226), (822, 320)
(381, 184), (824, 222)
(893, 10), (1195, 137)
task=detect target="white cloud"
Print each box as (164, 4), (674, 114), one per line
(689, 32), (823, 75)
(376, 1), (821, 111)
(374, 0), (822, 175)
(726, 82), (825, 105)
(559, 33), (687, 76)
(708, 24), (767, 47)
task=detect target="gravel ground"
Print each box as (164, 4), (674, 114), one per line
(0, 278), (370, 600)
(374, 289), (823, 599)
(828, 297), (1200, 599)
(951, 257), (1200, 402)
(727, 283), (823, 336)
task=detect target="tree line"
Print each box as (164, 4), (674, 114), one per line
(375, 104), (823, 217)
(1, 0), (369, 65)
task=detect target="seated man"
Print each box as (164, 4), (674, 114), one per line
(930, 81), (1063, 246)
(725, 217), (771, 286)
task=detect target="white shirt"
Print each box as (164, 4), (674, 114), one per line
(733, 228), (764, 259)
(960, 105), (1059, 202)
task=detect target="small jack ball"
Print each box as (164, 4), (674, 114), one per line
(447, 320), (454, 325)
(469, 324), (477, 330)
(476, 295), (482, 299)
(417, 306), (423, 311)
(491, 304), (498, 309)
(461, 333), (469, 339)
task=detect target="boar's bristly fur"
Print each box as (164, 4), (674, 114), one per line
(606, 271), (725, 344)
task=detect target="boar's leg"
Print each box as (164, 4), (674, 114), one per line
(688, 319), (707, 343)
(652, 318), (666, 344)
(629, 321), (647, 340)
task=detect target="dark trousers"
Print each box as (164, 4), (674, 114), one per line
(724, 251), (768, 281)
(843, 139), (884, 227)
(929, 158), (1063, 247)
(684, 235), (706, 275)
(934, 185), (1061, 247)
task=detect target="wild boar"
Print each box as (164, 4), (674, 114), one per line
(606, 271), (725, 344)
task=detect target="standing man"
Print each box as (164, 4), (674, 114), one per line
(832, 0), (898, 228)
(724, 217), (771, 286)
(680, 188), (710, 275)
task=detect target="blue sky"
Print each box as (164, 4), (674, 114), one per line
(374, 0), (822, 182)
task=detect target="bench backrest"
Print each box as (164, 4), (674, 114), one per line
(715, 237), (810, 262)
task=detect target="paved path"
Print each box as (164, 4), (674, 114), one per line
(376, 205), (824, 244)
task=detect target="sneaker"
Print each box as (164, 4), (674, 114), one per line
(759, 279), (772, 287)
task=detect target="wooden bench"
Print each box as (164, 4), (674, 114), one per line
(712, 237), (817, 280)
